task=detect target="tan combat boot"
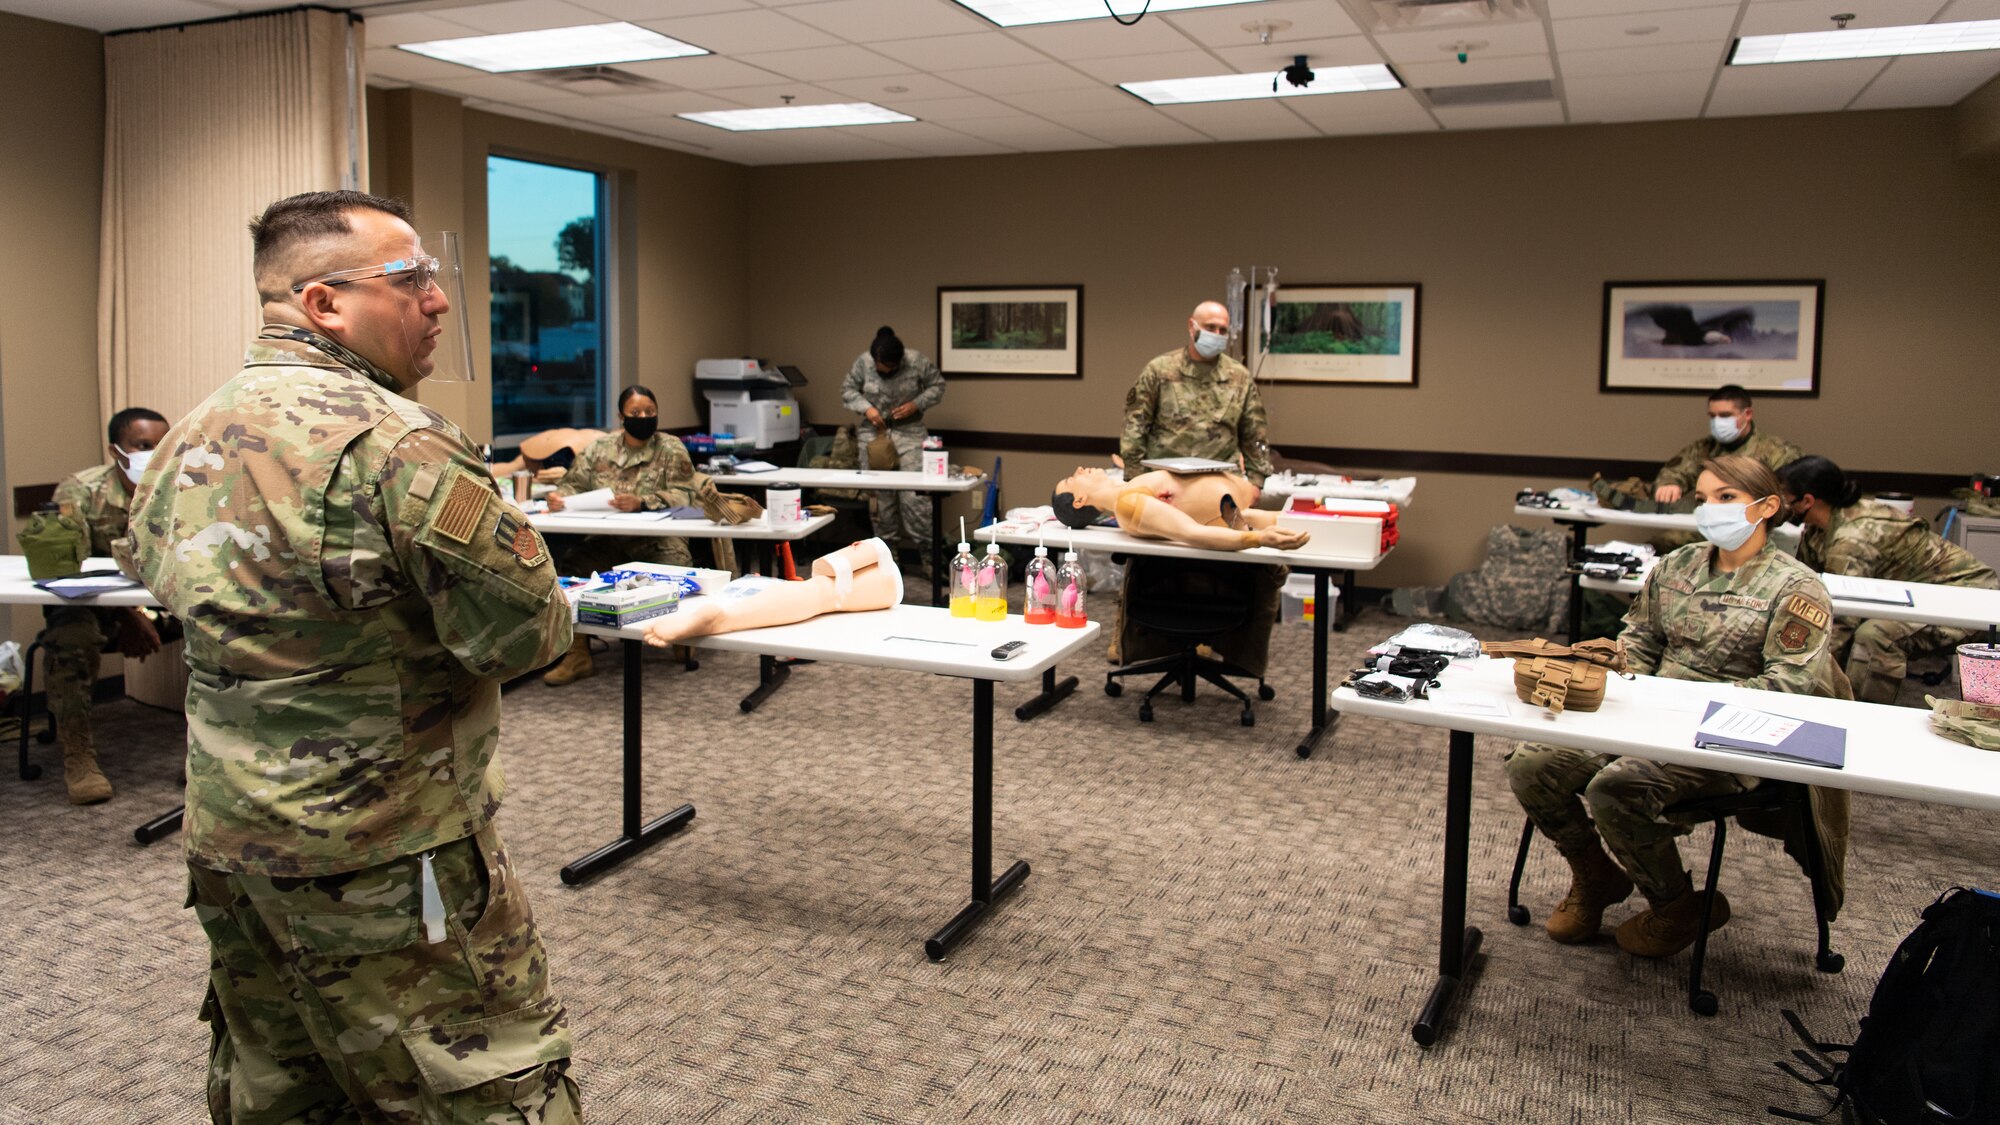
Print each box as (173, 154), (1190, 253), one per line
(1616, 885), (1730, 959)
(1545, 842), (1634, 944)
(542, 637), (595, 686)
(60, 728), (113, 805)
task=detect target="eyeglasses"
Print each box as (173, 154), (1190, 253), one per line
(291, 255), (440, 294)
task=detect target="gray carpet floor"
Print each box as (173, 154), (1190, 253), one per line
(2, 599), (1992, 1123)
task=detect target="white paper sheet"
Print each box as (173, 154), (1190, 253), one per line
(561, 488), (615, 512)
(1821, 573), (1916, 606)
(1696, 703), (1803, 747)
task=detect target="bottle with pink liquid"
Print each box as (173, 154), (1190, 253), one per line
(1022, 540), (1056, 624)
(1054, 541), (1087, 628)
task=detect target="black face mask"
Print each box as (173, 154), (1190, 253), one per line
(622, 415), (658, 440)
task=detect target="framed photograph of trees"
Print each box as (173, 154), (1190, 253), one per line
(1247, 284), (1421, 385)
(937, 286), (1083, 378)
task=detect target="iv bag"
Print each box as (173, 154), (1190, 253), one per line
(1225, 267), (1246, 341)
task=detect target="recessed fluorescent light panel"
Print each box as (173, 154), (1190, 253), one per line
(678, 103), (917, 131)
(1731, 19), (2000, 65)
(399, 22), (707, 73)
(1122, 65), (1402, 106)
(951, 0), (1260, 27)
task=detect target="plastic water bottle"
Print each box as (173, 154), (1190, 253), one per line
(975, 540), (1009, 621)
(948, 532), (978, 619)
(1022, 540), (1056, 625)
(1055, 541), (1087, 628)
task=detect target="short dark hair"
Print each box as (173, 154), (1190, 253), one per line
(1708, 384), (1752, 410)
(1778, 455), (1862, 508)
(108, 407), (167, 447)
(1051, 489), (1107, 529)
(249, 190), (415, 301)
(870, 326), (905, 368)
(617, 385), (658, 413)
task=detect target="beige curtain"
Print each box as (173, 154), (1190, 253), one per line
(98, 8), (366, 424)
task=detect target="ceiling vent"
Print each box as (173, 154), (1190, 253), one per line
(1354, 0), (1537, 31)
(522, 66), (671, 97)
(1422, 79), (1555, 107)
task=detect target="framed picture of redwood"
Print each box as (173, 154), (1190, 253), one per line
(1600, 280), (1824, 395)
(1247, 284), (1421, 385)
(937, 286), (1082, 378)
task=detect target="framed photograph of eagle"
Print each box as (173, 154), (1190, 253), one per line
(1600, 280), (1824, 396)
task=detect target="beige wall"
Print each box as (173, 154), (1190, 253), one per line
(743, 108), (2000, 587)
(0, 11), (105, 644)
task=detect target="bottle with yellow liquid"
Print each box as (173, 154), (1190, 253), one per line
(975, 540), (1009, 621)
(948, 533), (978, 618)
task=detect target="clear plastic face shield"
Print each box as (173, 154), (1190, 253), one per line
(289, 230), (475, 384)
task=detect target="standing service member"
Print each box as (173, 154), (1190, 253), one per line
(127, 190), (580, 1122)
(842, 325), (944, 571)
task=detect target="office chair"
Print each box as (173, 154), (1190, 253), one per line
(16, 614), (183, 781)
(1104, 557), (1273, 727)
(1505, 782), (1843, 1015)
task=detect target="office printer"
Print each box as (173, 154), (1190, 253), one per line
(694, 358), (804, 449)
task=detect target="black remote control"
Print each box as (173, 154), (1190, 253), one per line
(991, 640), (1027, 660)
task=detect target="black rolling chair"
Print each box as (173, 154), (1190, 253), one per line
(1505, 781), (1843, 1016)
(1104, 557), (1273, 727)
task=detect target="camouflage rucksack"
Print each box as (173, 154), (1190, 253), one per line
(1443, 525), (1570, 633)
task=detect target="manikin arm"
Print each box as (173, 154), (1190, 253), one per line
(642, 539), (902, 646)
(1112, 490), (1308, 551)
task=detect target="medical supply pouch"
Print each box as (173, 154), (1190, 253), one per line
(18, 502), (87, 580)
(866, 429), (897, 470)
(694, 474), (765, 525)
(1925, 695), (2000, 752)
(1480, 637), (1627, 715)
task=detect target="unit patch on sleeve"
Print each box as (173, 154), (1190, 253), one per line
(493, 510), (547, 568)
(1782, 593), (1831, 631)
(1778, 619), (1810, 652)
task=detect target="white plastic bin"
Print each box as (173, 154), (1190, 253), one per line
(1280, 574), (1337, 625)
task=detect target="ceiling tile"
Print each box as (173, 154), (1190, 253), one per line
(615, 54), (790, 87)
(638, 9), (843, 52)
(1070, 49), (1231, 83)
(737, 44), (907, 79)
(1546, 0), (1738, 13)
(1551, 6), (1738, 53)
(820, 72), (974, 99)
(1005, 17), (1199, 59)
(943, 116), (1109, 149)
(1154, 98), (1320, 139)
(996, 85), (1145, 113)
(871, 93), (1026, 118)
(1941, 0), (2000, 18)
(368, 47), (486, 83)
(709, 81), (852, 105)
(424, 73), (579, 102)
(360, 12), (481, 46)
(944, 61), (1102, 92)
(782, 0), (989, 41)
(1162, 0), (1361, 46)
(1849, 51), (2000, 108)
(1431, 100), (1565, 128)
(1058, 108), (1213, 144)
(858, 120), (1020, 154)
(1558, 40), (1727, 78)
(1312, 114), (1439, 135)
(1373, 19), (1551, 63)
(439, 0), (609, 34)
(1563, 71), (1712, 120)
(1705, 58), (1889, 116)
(574, 0), (756, 16)
(1210, 35), (1387, 72)
(1737, 0), (1954, 36)
(871, 31), (1051, 69)
(0, 0), (231, 31)
(757, 129), (935, 160)
(1397, 52), (1553, 87)
(1280, 89), (1435, 129)
(598, 87), (769, 112)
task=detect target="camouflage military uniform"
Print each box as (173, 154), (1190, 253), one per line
(46, 464), (138, 738)
(127, 326), (578, 1122)
(1797, 499), (1999, 705)
(1652, 426), (1801, 496)
(842, 350), (945, 550)
(549, 431), (701, 574)
(1506, 542), (1853, 911)
(1117, 349), (1281, 675)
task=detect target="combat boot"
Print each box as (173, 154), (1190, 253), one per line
(542, 637), (594, 686)
(60, 728), (113, 805)
(1545, 842), (1633, 944)
(1615, 884), (1730, 958)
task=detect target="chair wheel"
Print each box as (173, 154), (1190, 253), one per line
(1690, 991), (1718, 1017)
(1817, 951), (1845, 974)
(1104, 680), (1122, 697)
(684, 659), (700, 673)
(1507, 905), (1530, 926)
(20, 763), (41, 781)
(1138, 704), (1153, 722)
(1241, 711), (1254, 727)
(1258, 684), (1275, 701)
(1295, 744), (1312, 760)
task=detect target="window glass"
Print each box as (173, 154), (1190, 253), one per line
(488, 155), (604, 440)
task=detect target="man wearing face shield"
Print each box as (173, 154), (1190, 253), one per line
(124, 191), (580, 1120)
(42, 406), (173, 803)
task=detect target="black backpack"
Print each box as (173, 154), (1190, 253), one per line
(1773, 887), (2000, 1124)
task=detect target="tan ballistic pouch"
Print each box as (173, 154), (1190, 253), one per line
(694, 474), (765, 526)
(866, 430), (898, 471)
(1480, 637), (1628, 715)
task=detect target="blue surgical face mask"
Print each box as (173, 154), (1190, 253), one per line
(1695, 501), (1765, 550)
(1709, 414), (1743, 444)
(1192, 328), (1227, 360)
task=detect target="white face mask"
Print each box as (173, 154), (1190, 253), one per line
(1192, 328), (1227, 360)
(117, 447), (153, 484)
(1709, 415), (1743, 444)
(1695, 501), (1765, 550)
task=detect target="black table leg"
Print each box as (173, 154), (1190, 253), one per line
(561, 639), (695, 885)
(1014, 666), (1077, 721)
(1565, 520), (1589, 641)
(1334, 568), (1357, 632)
(1412, 728), (1484, 1047)
(1295, 570), (1338, 759)
(925, 678), (1029, 960)
(930, 492), (945, 607)
(135, 804), (183, 845)
(740, 653), (813, 713)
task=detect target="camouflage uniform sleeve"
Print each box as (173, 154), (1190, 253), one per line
(1762, 432), (1803, 474)
(1653, 437), (1708, 493)
(1618, 565), (1667, 676)
(1742, 574), (1838, 696)
(841, 354), (874, 415)
(1237, 378), (1273, 486)
(51, 472), (87, 511)
(1119, 365), (1162, 470)
(640, 437), (699, 511)
(382, 429), (573, 680)
(1817, 526), (1883, 658)
(910, 354), (945, 413)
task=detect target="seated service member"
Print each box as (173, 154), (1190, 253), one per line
(126, 190), (579, 1119)
(1507, 456), (1851, 957)
(1652, 384), (1800, 505)
(1780, 455), (1999, 705)
(45, 406), (170, 804)
(541, 384), (700, 685)
(842, 325), (945, 569)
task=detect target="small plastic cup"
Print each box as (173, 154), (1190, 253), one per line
(1959, 643), (2000, 705)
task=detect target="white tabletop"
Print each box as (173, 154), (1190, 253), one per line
(1333, 655), (2000, 812)
(709, 468), (984, 493)
(577, 601), (1099, 682)
(0, 555), (158, 608)
(984, 520), (1387, 571)
(531, 512), (832, 541)
(1263, 474), (1417, 509)
(1580, 560), (2000, 631)
(1514, 503), (1696, 532)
